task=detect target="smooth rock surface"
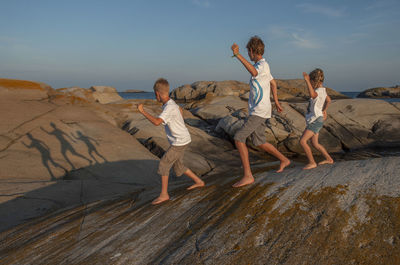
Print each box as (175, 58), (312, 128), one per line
(1, 157), (399, 264)
(0, 80), (160, 232)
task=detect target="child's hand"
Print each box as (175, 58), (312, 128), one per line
(137, 104), (144, 114)
(323, 110), (327, 120)
(276, 103), (283, 113)
(231, 43), (239, 56)
(303, 72), (310, 82)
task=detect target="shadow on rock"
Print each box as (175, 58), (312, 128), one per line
(0, 159), (159, 233)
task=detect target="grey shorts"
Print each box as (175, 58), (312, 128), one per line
(234, 115), (267, 146)
(157, 144), (188, 177)
(306, 116), (324, 134)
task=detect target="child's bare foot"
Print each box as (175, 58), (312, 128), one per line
(232, 176), (254, 188)
(151, 194), (170, 205)
(187, 181), (205, 190)
(318, 159), (334, 165)
(277, 159), (291, 173)
(303, 163), (317, 170)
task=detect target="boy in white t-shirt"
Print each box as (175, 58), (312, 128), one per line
(230, 36), (291, 187)
(300, 69), (334, 170)
(138, 78), (205, 204)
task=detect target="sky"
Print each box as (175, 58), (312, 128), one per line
(0, 0), (399, 92)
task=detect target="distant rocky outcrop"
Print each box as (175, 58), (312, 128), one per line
(55, 85), (123, 104)
(171, 80), (348, 102)
(357, 85), (400, 98)
(123, 89), (146, 93)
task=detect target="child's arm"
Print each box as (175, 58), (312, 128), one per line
(138, 104), (163, 126)
(270, 79), (283, 112)
(302, 72), (318, 99)
(231, 43), (258, 77)
(322, 95), (331, 120)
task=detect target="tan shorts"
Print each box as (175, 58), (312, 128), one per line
(157, 144), (188, 177)
(234, 115), (267, 146)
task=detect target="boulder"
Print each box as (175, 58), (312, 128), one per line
(275, 79), (349, 100)
(171, 79), (348, 102)
(90, 86), (123, 104)
(357, 86), (400, 98)
(0, 78), (54, 100)
(323, 99), (400, 150)
(171, 80), (250, 101)
(189, 95), (248, 123)
(0, 80), (160, 231)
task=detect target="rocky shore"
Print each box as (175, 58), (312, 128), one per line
(357, 85), (400, 98)
(1, 78), (400, 264)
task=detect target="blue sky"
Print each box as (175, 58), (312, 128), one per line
(1, 0), (399, 92)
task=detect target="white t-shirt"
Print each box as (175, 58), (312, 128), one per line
(248, 58), (274, 119)
(306, 87), (327, 124)
(158, 99), (191, 146)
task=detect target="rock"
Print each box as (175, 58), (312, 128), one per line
(123, 89), (146, 93)
(0, 78), (54, 100)
(56, 86), (95, 102)
(275, 79), (349, 100)
(0, 79), (160, 232)
(90, 86), (123, 104)
(2, 157), (400, 264)
(357, 85), (400, 98)
(171, 79), (348, 102)
(323, 99), (400, 150)
(189, 95), (248, 123)
(171, 80), (250, 101)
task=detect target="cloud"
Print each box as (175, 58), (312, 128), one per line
(291, 33), (321, 49)
(192, 0), (210, 8)
(267, 26), (322, 49)
(297, 3), (345, 17)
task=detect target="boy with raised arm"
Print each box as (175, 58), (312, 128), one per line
(138, 78), (205, 204)
(231, 36), (290, 188)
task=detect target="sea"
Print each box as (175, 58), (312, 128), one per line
(119, 91), (400, 102)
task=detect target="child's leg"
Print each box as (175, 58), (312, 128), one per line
(311, 134), (334, 165)
(183, 169), (205, 190)
(253, 123), (290, 172)
(152, 175), (170, 205)
(257, 142), (291, 172)
(232, 116), (264, 187)
(233, 140), (254, 187)
(154, 146), (178, 204)
(173, 153), (205, 190)
(300, 130), (317, 169)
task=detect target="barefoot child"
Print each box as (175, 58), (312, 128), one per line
(138, 78), (205, 204)
(300, 69), (334, 170)
(230, 36), (290, 187)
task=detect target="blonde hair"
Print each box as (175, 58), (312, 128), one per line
(309, 68), (324, 86)
(153, 78), (170, 95)
(246, 36), (264, 55)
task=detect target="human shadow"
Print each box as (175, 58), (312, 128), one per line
(0, 159), (160, 233)
(41, 123), (92, 169)
(72, 131), (107, 164)
(22, 133), (66, 181)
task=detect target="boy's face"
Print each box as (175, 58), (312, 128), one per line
(247, 49), (256, 62)
(154, 90), (161, 102)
